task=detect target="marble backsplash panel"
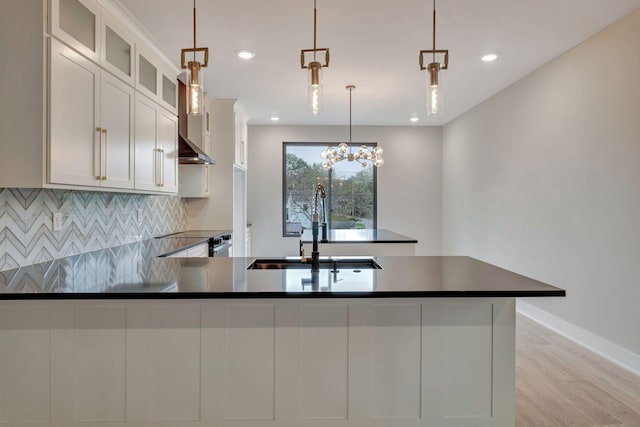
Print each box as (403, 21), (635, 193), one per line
(0, 188), (188, 271)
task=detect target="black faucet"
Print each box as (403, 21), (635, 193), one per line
(311, 182), (326, 272)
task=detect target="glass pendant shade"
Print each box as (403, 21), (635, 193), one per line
(426, 62), (442, 116)
(427, 83), (442, 116)
(187, 61), (203, 116)
(308, 62), (322, 115)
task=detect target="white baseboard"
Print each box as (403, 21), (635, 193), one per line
(516, 299), (640, 377)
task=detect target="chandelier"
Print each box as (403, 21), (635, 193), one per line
(419, 0), (449, 116)
(321, 85), (384, 169)
(180, 0), (209, 116)
(300, 0), (330, 116)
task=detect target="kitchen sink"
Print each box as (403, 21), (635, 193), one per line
(247, 257), (382, 270)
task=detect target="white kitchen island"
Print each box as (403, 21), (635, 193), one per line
(0, 249), (564, 427)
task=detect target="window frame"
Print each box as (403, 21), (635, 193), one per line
(282, 141), (378, 237)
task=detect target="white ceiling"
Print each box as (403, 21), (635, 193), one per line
(119, 0), (640, 126)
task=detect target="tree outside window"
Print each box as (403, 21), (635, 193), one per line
(283, 142), (377, 237)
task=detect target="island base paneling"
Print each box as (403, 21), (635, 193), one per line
(0, 298), (515, 427)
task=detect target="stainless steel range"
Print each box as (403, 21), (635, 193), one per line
(211, 233), (232, 257)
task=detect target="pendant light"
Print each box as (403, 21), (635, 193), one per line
(321, 85), (384, 169)
(419, 0), (449, 116)
(180, 0), (209, 116)
(300, 0), (330, 116)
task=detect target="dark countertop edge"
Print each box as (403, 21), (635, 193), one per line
(305, 239), (419, 244)
(0, 290), (566, 301)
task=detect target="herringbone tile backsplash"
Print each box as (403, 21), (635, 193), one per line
(0, 188), (188, 271)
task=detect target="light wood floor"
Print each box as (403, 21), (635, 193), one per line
(516, 314), (640, 426)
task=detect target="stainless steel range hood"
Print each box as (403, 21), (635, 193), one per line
(179, 133), (215, 164)
(178, 79), (215, 165)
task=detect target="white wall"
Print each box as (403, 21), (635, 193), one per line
(248, 125), (442, 257)
(443, 10), (640, 357)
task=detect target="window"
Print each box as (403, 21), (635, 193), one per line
(283, 142), (377, 237)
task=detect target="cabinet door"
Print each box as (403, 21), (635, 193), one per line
(50, 0), (101, 64)
(160, 70), (177, 113)
(49, 39), (101, 187)
(157, 108), (178, 193)
(134, 94), (159, 191)
(179, 164), (209, 198)
(136, 47), (159, 101)
(101, 11), (135, 86)
(234, 109), (247, 168)
(100, 72), (134, 189)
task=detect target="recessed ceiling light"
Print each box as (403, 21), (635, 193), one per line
(410, 117), (419, 122)
(236, 49), (256, 60)
(270, 116), (280, 122)
(481, 53), (499, 62)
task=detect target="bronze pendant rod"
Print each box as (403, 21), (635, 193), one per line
(349, 87), (352, 144)
(193, 0), (197, 61)
(432, 0), (436, 62)
(313, 0), (317, 61)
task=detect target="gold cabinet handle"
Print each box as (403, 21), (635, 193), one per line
(160, 148), (165, 187)
(155, 148), (162, 186)
(96, 127), (103, 180)
(102, 128), (108, 180)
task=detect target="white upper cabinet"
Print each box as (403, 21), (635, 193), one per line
(179, 164), (211, 198)
(161, 71), (178, 112)
(157, 107), (178, 192)
(234, 104), (248, 168)
(134, 94), (178, 194)
(49, 39), (134, 189)
(136, 45), (158, 100)
(133, 94), (158, 191)
(99, 71), (135, 189)
(50, 0), (101, 64)
(137, 46), (178, 114)
(50, 0), (136, 87)
(101, 11), (135, 86)
(0, 0), (178, 194)
(48, 39), (101, 187)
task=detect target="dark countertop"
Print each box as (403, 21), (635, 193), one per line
(0, 236), (565, 298)
(300, 228), (417, 244)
